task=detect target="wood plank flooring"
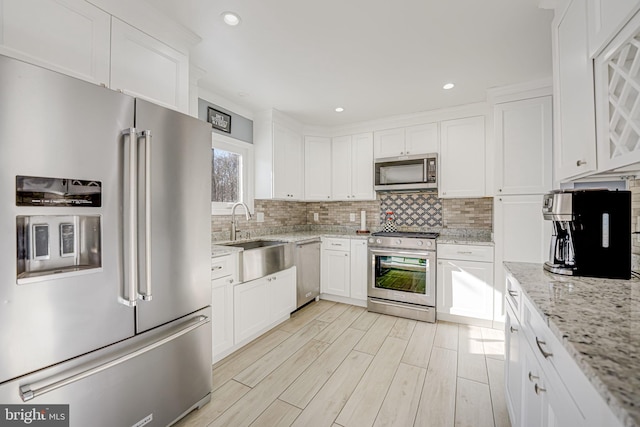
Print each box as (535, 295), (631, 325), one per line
(174, 300), (511, 427)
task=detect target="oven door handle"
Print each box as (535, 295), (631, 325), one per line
(369, 249), (433, 258)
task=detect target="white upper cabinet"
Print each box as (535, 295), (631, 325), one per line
(553, 0), (598, 181)
(110, 18), (189, 112)
(331, 135), (353, 200)
(405, 123), (439, 155)
(594, 10), (640, 171)
(350, 133), (375, 200)
(0, 0), (111, 85)
(255, 111), (305, 200)
(273, 122), (304, 200)
(332, 133), (374, 201)
(304, 136), (332, 200)
(494, 96), (553, 195)
(374, 128), (405, 158)
(374, 123), (437, 159)
(439, 116), (486, 198)
(587, 0), (640, 56)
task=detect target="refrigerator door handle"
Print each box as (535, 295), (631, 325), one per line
(138, 130), (152, 301)
(121, 128), (138, 307)
(19, 315), (210, 402)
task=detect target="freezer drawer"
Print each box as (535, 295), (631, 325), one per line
(0, 308), (212, 427)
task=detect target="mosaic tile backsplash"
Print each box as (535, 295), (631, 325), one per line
(378, 192), (442, 227)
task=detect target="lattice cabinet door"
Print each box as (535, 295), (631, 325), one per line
(595, 11), (640, 171)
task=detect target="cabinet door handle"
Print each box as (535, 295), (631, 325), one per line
(508, 290), (518, 297)
(528, 371), (539, 382)
(534, 383), (546, 395)
(457, 251), (473, 254)
(228, 278), (234, 284)
(510, 326), (518, 333)
(536, 337), (553, 358)
(212, 265), (223, 271)
(576, 160), (587, 166)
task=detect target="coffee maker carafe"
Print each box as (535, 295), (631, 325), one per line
(542, 190), (631, 279)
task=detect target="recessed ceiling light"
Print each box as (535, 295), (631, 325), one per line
(222, 12), (241, 26)
(335, 107), (344, 112)
(443, 83), (455, 90)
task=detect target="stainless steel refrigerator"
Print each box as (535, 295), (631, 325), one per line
(0, 54), (212, 426)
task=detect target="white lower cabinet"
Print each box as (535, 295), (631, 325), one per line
(211, 276), (235, 362)
(505, 302), (523, 426)
(321, 239), (351, 297)
(211, 253), (238, 363)
(349, 239), (368, 301)
(436, 244), (494, 325)
(234, 266), (296, 345)
(268, 267), (297, 321)
(234, 276), (270, 344)
(505, 269), (621, 427)
(321, 238), (368, 306)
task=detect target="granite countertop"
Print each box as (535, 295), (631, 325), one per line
(436, 235), (494, 246)
(504, 262), (640, 427)
(212, 230), (493, 257)
(211, 232), (369, 258)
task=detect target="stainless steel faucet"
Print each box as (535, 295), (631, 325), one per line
(231, 202), (251, 240)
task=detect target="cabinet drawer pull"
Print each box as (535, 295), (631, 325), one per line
(528, 371), (539, 382)
(457, 251), (473, 254)
(508, 290), (518, 297)
(534, 383), (546, 395)
(536, 337), (553, 358)
(212, 265), (223, 271)
(510, 326), (518, 333)
(576, 160), (587, 166)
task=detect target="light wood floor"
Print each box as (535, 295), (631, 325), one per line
(174, 300), (511, 427)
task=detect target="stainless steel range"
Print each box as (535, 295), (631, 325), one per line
(367, 231), (438, 322)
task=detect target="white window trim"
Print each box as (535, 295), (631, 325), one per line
(211, 133), (254, 215)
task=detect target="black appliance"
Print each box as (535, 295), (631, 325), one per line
(542, 189), (631, 279)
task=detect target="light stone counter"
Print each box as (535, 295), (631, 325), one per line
(504, 262), (640, 427)
(211, 232), (369, 259)
(436, 236), (494, 246)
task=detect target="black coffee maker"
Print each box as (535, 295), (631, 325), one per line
(542, 189), (631, 279)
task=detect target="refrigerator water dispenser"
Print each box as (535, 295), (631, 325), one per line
(17, 215), (102, 283)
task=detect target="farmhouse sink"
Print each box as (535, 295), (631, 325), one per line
(221, 240), (294, 282)
(223, 239), (288, 250)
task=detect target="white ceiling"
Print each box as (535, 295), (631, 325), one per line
(149, 0), (554, 126)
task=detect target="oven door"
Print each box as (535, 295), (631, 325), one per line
(368, 248), (436, 307)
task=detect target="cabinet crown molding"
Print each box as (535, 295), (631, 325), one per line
(487, 79), (553, 105)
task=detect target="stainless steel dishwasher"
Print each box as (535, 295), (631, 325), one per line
(293, 238), (321, 309)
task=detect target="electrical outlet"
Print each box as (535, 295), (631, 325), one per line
(256, 212), (264, 223)
(350, 213), (356, 222)
(313, 212), (319, 222)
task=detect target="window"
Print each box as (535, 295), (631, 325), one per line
(212, 148), (240, 203)
(211, 134), (254, 215)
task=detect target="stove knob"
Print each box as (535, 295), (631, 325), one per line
(395, 239), (402, 245)
(368, 238), (374, 244)
(376, 239), (382, 244)
(417, 240), (424, 246)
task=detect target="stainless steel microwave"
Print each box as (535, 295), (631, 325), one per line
(374, 153), (437, 191)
